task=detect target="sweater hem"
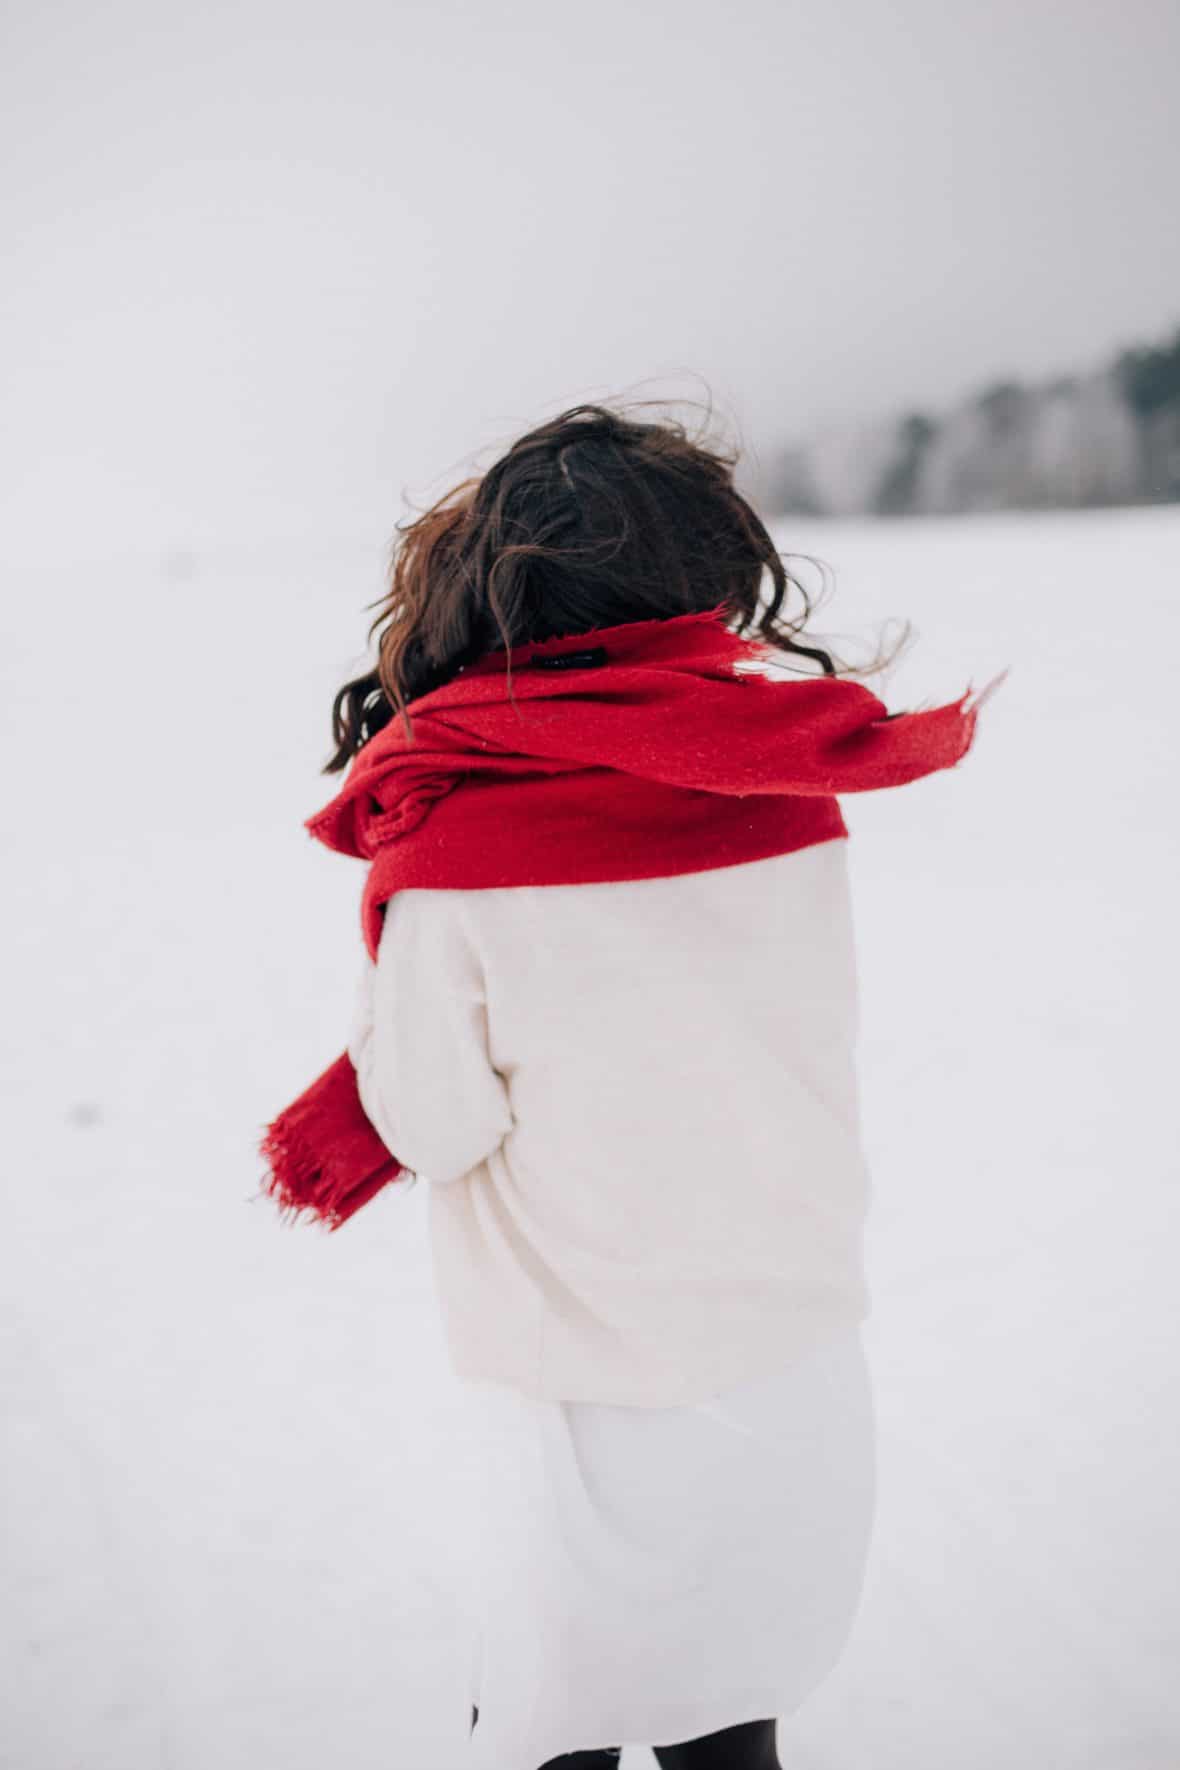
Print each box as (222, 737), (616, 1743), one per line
(449, 1302), (869, 1409)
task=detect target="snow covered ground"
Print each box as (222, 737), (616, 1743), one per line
(3, 506), (1177, 1770)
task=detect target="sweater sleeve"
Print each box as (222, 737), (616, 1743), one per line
(346, 890), (515, 1185)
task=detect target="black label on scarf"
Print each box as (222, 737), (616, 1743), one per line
(529, 646), (608, 670)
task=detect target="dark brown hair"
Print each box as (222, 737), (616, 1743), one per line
(325, 399), (905, 771)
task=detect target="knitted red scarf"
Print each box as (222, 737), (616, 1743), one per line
(261, 602), (992, 1229)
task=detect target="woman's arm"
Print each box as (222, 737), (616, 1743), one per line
(346, 891), (515, 1185)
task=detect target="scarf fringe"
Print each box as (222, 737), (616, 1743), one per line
(259, 1051), (404, 1231)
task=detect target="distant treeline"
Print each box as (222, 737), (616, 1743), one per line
(769, 323), (1180, 518)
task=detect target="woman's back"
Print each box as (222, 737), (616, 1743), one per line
(349, 835), (872, 1407)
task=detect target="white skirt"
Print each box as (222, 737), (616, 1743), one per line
(455, 1324), (876, 1769)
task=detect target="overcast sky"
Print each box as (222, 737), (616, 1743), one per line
(2, 0), (1177, 565)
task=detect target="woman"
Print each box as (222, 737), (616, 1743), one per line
(274, 400), (994, 1767)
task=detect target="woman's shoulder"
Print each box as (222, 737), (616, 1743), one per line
(408, 835), (854, 939)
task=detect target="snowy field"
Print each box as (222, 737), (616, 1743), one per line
(3, 505), (1178, 1770)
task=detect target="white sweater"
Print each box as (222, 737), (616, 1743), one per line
(347, 837), (872, 1407)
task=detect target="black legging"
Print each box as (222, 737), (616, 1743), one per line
(649, 1719), (782, 1769)
(471, 1706), (782, 1768)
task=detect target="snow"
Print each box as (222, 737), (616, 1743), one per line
(2, 507), (1177, 1769)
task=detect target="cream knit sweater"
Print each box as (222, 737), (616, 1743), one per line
(347, 837), (872, 1407)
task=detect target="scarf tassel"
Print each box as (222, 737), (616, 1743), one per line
(259, 1051), (405, 1231)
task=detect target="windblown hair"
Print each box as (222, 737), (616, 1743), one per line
(325, 399), (905, 771)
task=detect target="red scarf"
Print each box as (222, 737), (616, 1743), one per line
(261, 603), (988, 1229)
